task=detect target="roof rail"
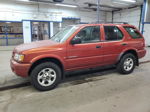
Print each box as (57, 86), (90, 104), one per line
(89, 22), (128, 24)
(106, 22), (128, 24)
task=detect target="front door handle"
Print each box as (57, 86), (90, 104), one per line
(96, 45), (101, 48)
(122, 43), (127, 46)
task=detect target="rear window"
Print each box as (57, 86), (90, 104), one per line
(124, 26), (142, 39)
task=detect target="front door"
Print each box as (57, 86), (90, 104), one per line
(66, 25), (103, 70)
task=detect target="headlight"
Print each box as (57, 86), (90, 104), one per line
(14, 53), (24, 62)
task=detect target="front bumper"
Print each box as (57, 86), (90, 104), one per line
(10, 59), (31, 77)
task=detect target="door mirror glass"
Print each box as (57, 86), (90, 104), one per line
(71, 36), (81, 44)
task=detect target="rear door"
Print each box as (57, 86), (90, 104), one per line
(102, 25), (126, 65)
(66, 25), (103, 70)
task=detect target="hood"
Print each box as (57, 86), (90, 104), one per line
(14, 40), (58, 53)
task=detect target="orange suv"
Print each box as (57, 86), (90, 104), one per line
(11, 24), (146, 91)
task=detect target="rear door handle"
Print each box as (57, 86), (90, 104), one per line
(96, 45), (101, 48)
(122, 43), (127, 46)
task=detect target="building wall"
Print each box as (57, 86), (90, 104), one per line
(106, 12), (113, 22)
(145, 0), (150, 22)
(106, 7), (141, 28)
(143, 24), (150, 46)
(0, 1), (106, 23)
(0, 1), (107, 45)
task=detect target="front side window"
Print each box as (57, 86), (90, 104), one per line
(75, 26), (100, 44)
(124, 26), (142, 39)
(104, 26), (124, 41)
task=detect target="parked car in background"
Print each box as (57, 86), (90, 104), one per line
(11, 23), (146, 91)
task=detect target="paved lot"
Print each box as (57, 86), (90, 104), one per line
(0, 62), (150, 112)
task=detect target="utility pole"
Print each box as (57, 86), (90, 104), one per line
(97, 0), (100, 23)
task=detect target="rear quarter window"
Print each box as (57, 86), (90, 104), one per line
(123, 26), (142, 39)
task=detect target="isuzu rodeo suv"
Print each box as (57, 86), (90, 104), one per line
(11, 24), (146, 91)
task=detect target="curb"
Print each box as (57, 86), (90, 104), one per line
(0, 82), (30, 91)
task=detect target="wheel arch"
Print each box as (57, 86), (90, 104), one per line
(28, 57), (64, 79)
(117, 49), (139, 66)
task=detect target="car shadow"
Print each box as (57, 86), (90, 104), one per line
(61, 66), (117, 85)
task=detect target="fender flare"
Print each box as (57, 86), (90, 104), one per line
(30, 54), (64, 66)
(117, 48), (139, 66)
(28, 54), (66, 78)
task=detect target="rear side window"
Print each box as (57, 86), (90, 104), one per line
(104, 26), (124, 41)
(124, 27), (142, 39)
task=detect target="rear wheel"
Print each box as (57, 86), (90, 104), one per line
(117, 53), (136, 74)
(30, 62), (61, 91)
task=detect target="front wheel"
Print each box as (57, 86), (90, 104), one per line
(117, 53), (136, 74)
(30, 62), (61, 91)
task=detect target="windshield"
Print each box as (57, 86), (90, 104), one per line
(50, 26), (79, 43)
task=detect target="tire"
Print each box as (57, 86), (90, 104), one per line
(117, 53), (136, 74)
(30, 62), (61, 91)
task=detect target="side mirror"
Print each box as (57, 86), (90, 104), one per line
(71, 37), (81, 45)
